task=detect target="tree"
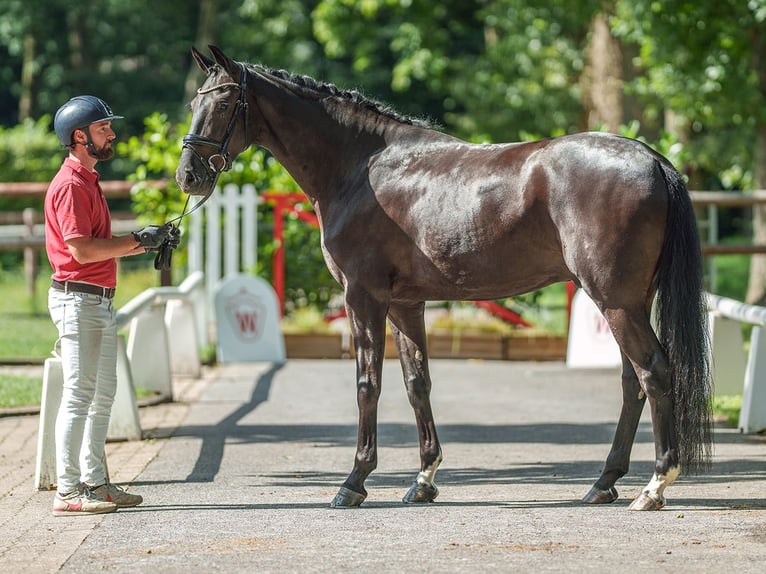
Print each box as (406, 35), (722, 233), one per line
(612, 0), (766, 301)
(311, 0), (602, 142)
(582, 9), (623, 131)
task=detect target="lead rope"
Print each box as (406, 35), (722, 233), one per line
(155, 190), (215, 271)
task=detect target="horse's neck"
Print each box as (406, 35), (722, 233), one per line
(249, 73), (402, 201)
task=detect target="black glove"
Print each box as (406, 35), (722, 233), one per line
(154, 223), (180, 271)
(132, 224), (173, 249)
(166, 224), (181, 249)
(154, 243), (173, 270)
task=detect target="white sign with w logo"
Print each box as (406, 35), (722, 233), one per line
(214, 274), (285, 363)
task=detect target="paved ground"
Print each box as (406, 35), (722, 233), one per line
(1, 359), (765, 573)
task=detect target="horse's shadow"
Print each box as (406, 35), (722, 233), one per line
(137, 364), (766, 500)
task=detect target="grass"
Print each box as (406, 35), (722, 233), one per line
(713, 395), (743, 428)
(0, 264), (161, 360)
(0, 374), (159, 409)
(0, 263), (164, 409)
(0, 374), (43, 408)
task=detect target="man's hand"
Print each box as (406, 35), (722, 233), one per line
(166, 224), (181, 249)
(132, 224), (173, 249)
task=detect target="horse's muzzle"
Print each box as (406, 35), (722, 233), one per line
(176, 155), (214, 196)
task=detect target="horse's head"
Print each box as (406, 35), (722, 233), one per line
(176, 45), (250, 197)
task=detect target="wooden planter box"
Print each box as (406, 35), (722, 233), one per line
(427, 331), (505, 360)
(284, 333), (344, 359)
(380, 332), (505, 360)
(284, 331), (567, 361)
(503, 335), (567, 361)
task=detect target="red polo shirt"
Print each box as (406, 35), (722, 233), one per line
(44, 158), (117, 287)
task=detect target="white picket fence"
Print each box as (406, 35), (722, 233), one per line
(188, 183), (259, 296)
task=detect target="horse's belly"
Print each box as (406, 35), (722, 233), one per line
(392, 244), (570, 302)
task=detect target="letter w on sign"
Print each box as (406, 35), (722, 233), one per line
(225, 288), (265, 341)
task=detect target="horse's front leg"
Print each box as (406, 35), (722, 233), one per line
(330, 290), (388, 508)
(583, 353), (646, 504)
(388, 302), (442, 504)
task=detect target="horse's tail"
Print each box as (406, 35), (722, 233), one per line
(655, 162), (713, 474)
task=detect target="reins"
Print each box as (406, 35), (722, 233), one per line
(166, 194), (202, 226)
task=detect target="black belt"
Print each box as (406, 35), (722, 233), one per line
(51, 280), (115, 299)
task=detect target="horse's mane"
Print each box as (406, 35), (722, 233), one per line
(245, 63), (431, 129)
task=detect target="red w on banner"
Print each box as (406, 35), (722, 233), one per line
(225, 288), (266, 341)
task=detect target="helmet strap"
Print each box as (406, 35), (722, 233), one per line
(70, 126), (99, 157)
(82, 126), (98, 157)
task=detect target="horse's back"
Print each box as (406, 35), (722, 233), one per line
(339, 130), (673, 303)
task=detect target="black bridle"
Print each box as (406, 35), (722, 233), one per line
(173, 62), (249, 223)
(182, 62), (249, 187)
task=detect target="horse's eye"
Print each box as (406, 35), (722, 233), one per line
(217, 101), (229, 113)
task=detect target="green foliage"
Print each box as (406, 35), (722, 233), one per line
(280, 306), (334, 334)
(116, 113), (189, 225)
(712, 251), (751, 301)
(713, 395), (742, 428)
(0, 117), (63, 269)
(1, 0), (762, 192)
(0, 117), (62, 183)
(1, 0), (762, 314)
(612, 0), (766, 189)
(311, 0), (595, 141)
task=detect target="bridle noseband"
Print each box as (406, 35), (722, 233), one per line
(182, 62), (249, 180)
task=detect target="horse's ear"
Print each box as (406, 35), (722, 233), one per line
(208, 45), (240, 79)
(191, 46), (214, 73)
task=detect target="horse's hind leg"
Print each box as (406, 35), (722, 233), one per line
(388, 302), (442, 503)
(600, 306), (680, 511)
(583, 353), (646, 504)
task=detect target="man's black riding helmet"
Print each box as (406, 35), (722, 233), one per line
(53, 95), (123, 147)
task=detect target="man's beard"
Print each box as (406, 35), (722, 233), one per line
(88, 141), (114, 161)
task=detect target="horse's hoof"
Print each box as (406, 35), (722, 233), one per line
(402, 481), (439, 504)
(582, 486), (618, 504)
(330, 486), (367, 508)
(628, 491), (666, 511)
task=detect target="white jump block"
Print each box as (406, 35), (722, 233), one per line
(165, 299), (202, 378)
(109, 334), (142, 441)
(566, 289), (621, 368)
(35, 341), (141, 491)
(739, 325), (766, 433)
(127, 302), (173, 398)
(708, 312), (747, 397)
(34, 358), (63, 491)
(215, 274), (285, 363)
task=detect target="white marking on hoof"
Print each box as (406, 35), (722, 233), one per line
(628, 491), (665, 511)
(416, 455), (442, 487)
(634, 467), (680, 509)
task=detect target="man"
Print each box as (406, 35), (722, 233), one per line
(45, 95), (176, 516)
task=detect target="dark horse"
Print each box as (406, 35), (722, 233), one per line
(177, 46), (712, 511)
